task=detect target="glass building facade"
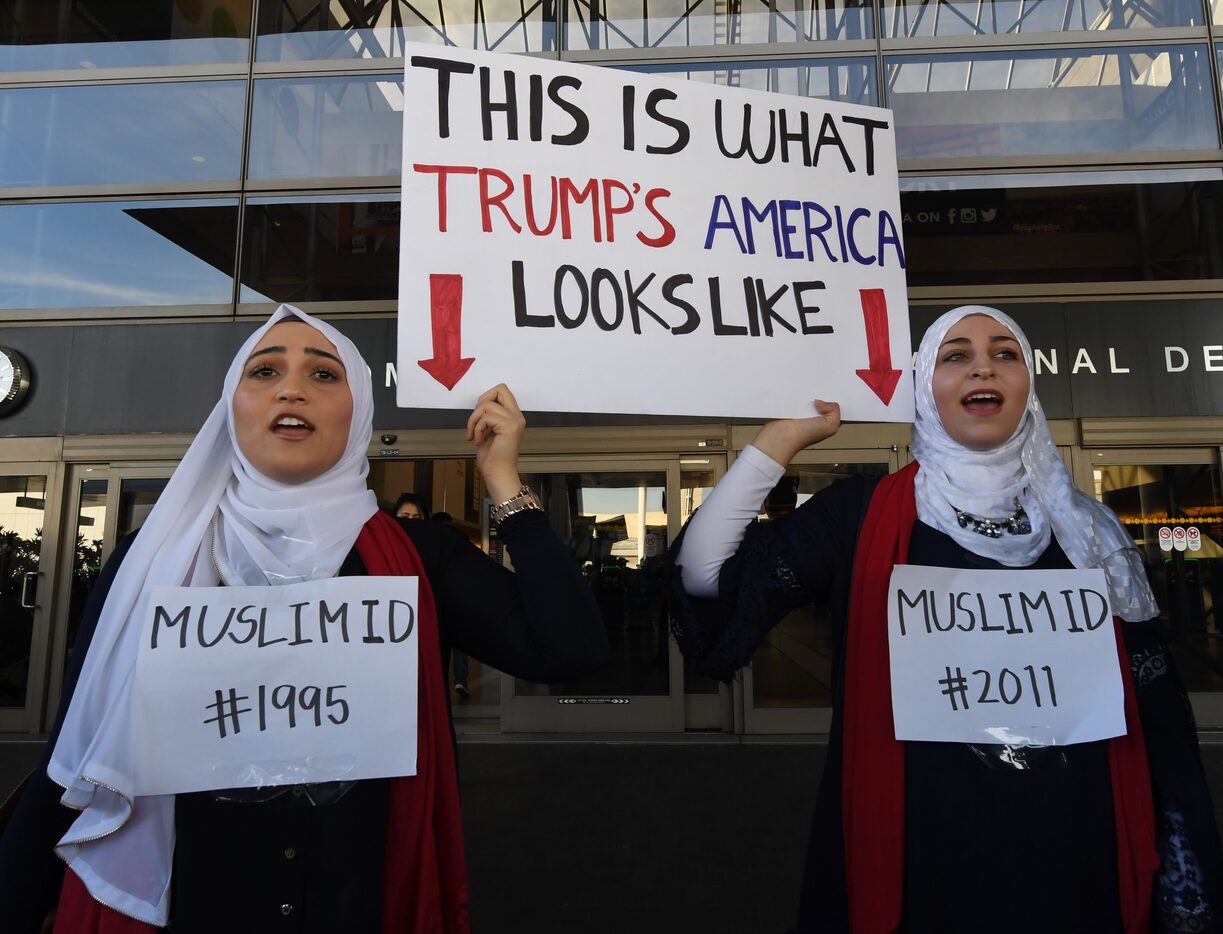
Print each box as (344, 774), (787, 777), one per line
(3, 0), (1223, 735)
(4, 0), (1223, 314)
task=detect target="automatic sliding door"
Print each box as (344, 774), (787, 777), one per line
(503, 459), (682, 731)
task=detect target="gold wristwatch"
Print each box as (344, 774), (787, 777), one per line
(489, 484), (543, 525)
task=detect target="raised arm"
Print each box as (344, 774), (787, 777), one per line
(669, 403), (872, 682)
(678, 401), (842, 597)
(426, 384), (608, 682)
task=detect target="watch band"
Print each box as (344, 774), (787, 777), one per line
(489, 484), (543, 525)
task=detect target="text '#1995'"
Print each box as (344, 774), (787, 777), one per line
(937, 665), (1058, 712)
(203, 684), (350, 739)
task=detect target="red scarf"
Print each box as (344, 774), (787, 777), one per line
(55, 510), (469, 934)
(841, 462), (1157, 934)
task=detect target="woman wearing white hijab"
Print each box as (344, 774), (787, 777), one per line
(0, 305), (607, 934)
(673, 306), (1222, 933)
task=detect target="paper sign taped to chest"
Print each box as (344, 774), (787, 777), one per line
(887, 565), (1126, 747)
(132, 577), (419, 796)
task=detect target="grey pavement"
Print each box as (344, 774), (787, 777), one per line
(3, 737), (1223, 933)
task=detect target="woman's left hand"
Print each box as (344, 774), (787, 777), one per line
(467, 383), (526, 502)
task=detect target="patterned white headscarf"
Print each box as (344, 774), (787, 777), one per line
(46, 305), (379, 924)
(911, 305), (1157, 622)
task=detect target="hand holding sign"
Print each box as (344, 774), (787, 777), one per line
(752, 400), (842, 465)
(467, 383), (527, 502)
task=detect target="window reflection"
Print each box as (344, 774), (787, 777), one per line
(256, 0), (555, 60)
(883, 0), (1204, 38)
(0, 0), (251, 72)
(517, 471), (670, 697)
(0, 199), (238, 311)
(117, 478), (170, 540)
(889, 46), (1218, 159)
(240, 196), (399, 304)
(0, 475), (45, 708)
(568, 0), (871, 50)
(901, 170), (1223, 286)
(0, 82), (246, 189)
(65, 478), (107, 678)
(248, 77), (403, 180)
(626, 58), (877, 105)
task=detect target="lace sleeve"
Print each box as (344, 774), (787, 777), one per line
(1126, 619), (1223, 932)
(667, 475), (865, 683)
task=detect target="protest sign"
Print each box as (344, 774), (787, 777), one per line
(132, 577), (418, 796)
(397, 44), (913, 421)
(887, 565), (1125, 746)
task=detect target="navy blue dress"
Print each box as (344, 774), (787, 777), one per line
(671, 475), (1223, 933)
(0, 511), (607, 934)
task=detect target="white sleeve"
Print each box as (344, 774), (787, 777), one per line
(677, 444), (786, 597)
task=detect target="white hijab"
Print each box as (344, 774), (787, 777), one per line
(46, 305), (379, 925)
(911, 305), (1157, 623)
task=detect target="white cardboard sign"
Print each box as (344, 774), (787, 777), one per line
(133, 578), (419, 796)
(887, 565), (1126, 746)
(1188, 526), (1202, 552)
(397, 44), (913, 421)
(1158, 526), (1173, 552)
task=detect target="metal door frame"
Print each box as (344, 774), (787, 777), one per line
(44, 464), (174, 729)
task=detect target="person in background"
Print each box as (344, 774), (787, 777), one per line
(394, 492), (430, 521)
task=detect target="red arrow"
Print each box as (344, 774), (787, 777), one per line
(854, 288), (902, 405)
(417, 273), (475, 391)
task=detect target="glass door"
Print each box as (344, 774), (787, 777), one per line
(0, 463), (64, 733)
(45, 466), (171, 728)
(1083, 448), (1223, 727)
(501, 455), (723, 732)
(741, 448), (898, 734)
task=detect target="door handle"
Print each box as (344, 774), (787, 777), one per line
(20, 570), (39, 610)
